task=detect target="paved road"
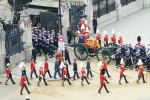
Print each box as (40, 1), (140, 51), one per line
(1, 7), (150, 100)
(96, 8), (150, 48)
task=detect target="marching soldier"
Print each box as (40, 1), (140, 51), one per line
(81, 67), (90, 86)
(103, 31), (108, 47)
(30, 58), (38, 79)
(111, 30), (116, 43)
(5, 63), (16, 85)
(62, 65), (72, 86)
(44, 59), (53, 78)
(86, 57), (93, 78)
(119, 59), (129, 84)
(98, 68), (110, 93)
(37, 66), (48, 86)
(103, 58), (111, 78)
(20, 75), (31, 95)
(55, 50), (62, 65)
(54, 58), (62, 79)
(73, 59), (80, 80)
(22, 66), (31, 85)
(136, 59), (146, 84)
(96, 29), (101, 47)
(118, 33), (123, 44)
(64, 61), (70, 79)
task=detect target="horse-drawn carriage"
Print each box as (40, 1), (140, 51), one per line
(73, 37), (118, 64)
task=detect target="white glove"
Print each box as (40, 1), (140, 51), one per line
(123, 72), (125, 75)
(40, 75), (43, 78)
(143, 72), (147, 74)
(84, 74), (86, 76)
(104, 81), (107, 84)
(64, 75), (67, 78)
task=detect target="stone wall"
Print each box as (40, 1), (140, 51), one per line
(97, 0), (144, 29)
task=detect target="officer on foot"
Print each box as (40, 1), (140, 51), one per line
(136, 59), (146, 84)
(62, 65), (72, 86)
(22, 65), (31, 85)
(119, 59), (129, 84)
(20, 75), (31, 95)
(98, 68), (110, 93)
(73, 59), (80, 80)
(65, 47), (72, 65)
(30, 58), (38, 79)
(64, 61), (70, 79)
(37, 66), (48, 86)
(5, 63), (16, 85)
(54, 58), (62, 79)
(86, 57), (93, 78)
(103, 58), (111, 78)
(81, 67), (90, 86)
(44, 59), (53, 78)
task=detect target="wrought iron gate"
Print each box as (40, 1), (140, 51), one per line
(93, 0), (116, 17)
(69, 2), (86, 31)
(40, 12), (60, 33)
(5, 24), (24, 56)
(121, 0), (136, 6)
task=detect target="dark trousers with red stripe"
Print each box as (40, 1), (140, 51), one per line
(44, 70), (52, 78)
(73, 71), (79, 80)
(98, 85), (109, 93)
(30, 70), (38, 78)
(20, 85), (30, 94)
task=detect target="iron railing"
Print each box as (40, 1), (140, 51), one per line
(93, 0), (116, 17)
(5, 24), (24, 56)
(121, 0), (136, 6)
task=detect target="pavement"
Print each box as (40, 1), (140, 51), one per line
(1, 6), (150, 100)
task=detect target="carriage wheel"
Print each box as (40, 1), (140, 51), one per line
(107, 43), (119, 60)
(96, 48), (112, 64)
(74, 44), (89, 61)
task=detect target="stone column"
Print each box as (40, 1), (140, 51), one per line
(143, 0), (150, 8)
(20, 11), (33, 62)
(0, 23), (6, 73)
(61, 2), (70, 43)
(116, 0), (123, 20)
(84, 0), (94, 34)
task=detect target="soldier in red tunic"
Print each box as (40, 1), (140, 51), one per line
(5, 63), (15, 85)
(62, 65), (71, 86)
(37, 66), (48, 86)
(98, 69), (110, 93)
(136, 60), (146, 84)
(111, 30), (116, 43)
(103, 31), (108, 47)
(119, 60), (129, 84)
(30, 58), (38, 79)
(44, 59), (53, 78)
(55, 50), (62, 65)
(20, 75), (31, 95)
(118, 35), (123, 44)
(81, 67), (90, 86)
(96, 29), (101, 47)
(103, 58), (111, 78)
